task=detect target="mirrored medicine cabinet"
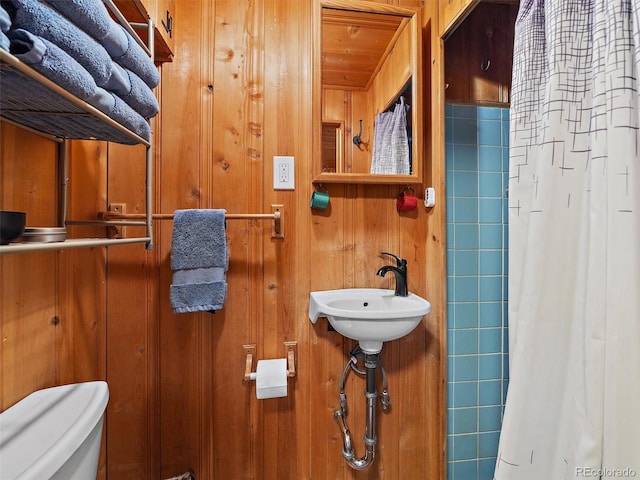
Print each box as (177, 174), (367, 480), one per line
(313, 0), (423, 185)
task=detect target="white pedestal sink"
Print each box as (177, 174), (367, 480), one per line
(309, 288), (432, 353)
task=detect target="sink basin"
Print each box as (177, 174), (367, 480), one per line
(309, 288), (431, 353)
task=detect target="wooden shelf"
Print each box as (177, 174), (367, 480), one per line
(113, 0), (174, 63)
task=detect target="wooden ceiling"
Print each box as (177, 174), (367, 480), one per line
(322, 8), (408, 90)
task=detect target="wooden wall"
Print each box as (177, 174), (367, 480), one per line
(0, 1), (447, 479)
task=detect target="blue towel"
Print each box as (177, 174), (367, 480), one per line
(0, 31), (9, 51)
(37, 0), (157, 118)
(123, 68), (158, 118)
(0, 5), (11, 32)
(87, 87), (151, 142)
(8, 0), (116, 87)
(43, 0), (159, 88)
(100, 61), (129, 95)
(8, 29), (97, 101)
(110, 67), (159, 119)
(111, 26), (160, 89)
(170, 209), (228, 314)
(109, 93), (151, 141)
(87, 87), (116, 115)
(44, 0), (119, 43)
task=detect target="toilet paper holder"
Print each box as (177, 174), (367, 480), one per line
(243, 342), (297, 381)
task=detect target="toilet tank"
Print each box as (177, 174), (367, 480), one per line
(0, 381), (109, 480)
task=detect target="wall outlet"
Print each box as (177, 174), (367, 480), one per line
(273, 156), (294, 190)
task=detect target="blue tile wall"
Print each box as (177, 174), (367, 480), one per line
(446, 104), (509, 480)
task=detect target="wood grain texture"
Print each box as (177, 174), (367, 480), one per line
(322, 9), (405, 90)
(439, 0), (480, 37)
(445, 2), (518, 105)
(427, 1), (450, 474)
(1, 127), (60, 409)
(156, 0), (209, 477)
(0, 0), (448, 478)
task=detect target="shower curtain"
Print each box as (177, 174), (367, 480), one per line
(496, 1), (640, 479)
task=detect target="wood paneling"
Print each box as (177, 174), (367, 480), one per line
(322, 9), (406, 90)
(156, 0), (210, 477)
(445, 1), (518, 105)
(1, 129), (61, 409)
(0, 0), (447, 478)
(104, 141), (157, 479)
(112, 0), (175, 63)
(0, 128), (111, 477)
(439, 0), (479, 37)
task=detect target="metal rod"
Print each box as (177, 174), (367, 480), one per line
(58, 140), (69, 228)
(147, 18), (155, 68)
(66, 220), (147, 227)
(103, 0), (152, 57)
(94, 211), (282, 238)
(82, 209), (283, 236)
(96, 212), (279, 221)
(0, 237), (152, 255)
(334, 352), (380, 470)
(71, 213), (279, 224)
(145, 143), (154, 249)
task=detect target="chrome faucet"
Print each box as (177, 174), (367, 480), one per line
(376, 252), (408, 297)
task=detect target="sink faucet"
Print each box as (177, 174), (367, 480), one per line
(376, 252), (408, 297)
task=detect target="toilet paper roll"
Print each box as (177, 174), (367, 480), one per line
(255, 358), (288, 399)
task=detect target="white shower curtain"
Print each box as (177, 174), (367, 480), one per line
(496, 1), (640, 479)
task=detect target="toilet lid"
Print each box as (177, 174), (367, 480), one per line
(0, 381), (109, 480)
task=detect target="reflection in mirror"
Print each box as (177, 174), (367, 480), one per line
(315, 0), (422, 184)
(322, 121), (343, 172)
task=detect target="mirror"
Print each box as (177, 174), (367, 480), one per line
(313, 0), (423, 184)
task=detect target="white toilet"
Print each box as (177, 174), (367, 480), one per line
(0, 381), (109, 480)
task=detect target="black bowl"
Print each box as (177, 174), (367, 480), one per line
(0, 211), (27, 245)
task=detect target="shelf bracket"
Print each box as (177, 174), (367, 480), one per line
(272, 204), (284, 239)
(243, 344), (256, 382)
(106, 203), (126, 238)
(285, 341), (297, 378)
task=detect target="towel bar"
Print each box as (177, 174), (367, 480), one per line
(88, 206), (284, 238)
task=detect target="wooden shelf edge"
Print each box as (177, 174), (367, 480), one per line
(313, 173), (424, 185)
